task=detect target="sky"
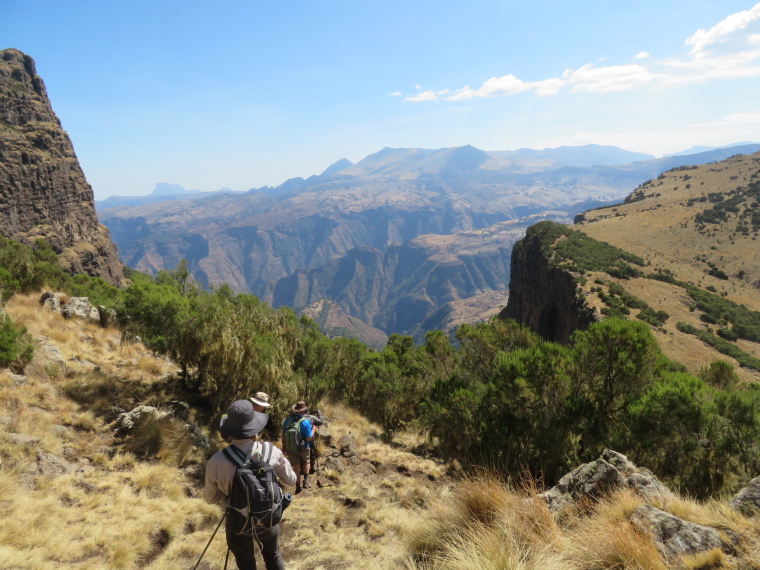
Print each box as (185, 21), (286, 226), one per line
(3, 1), (760, 199)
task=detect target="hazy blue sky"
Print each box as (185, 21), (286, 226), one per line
(3, 1), (760, 198)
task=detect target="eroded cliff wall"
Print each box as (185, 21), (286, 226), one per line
(501, 222), (596, 343)
(0, 49), (122, 286)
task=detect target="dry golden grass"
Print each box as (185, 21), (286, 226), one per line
(575, 153), (760, 383)
(403, 478), (760, 570)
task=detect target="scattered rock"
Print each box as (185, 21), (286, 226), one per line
(34, 450), (75, 478)
(339, 433), (357, 457)
(39, 291), (66, 313)
(7, 432), (40, 445)
(5, 371), (28, 386)
(730, 476), (760, 517)
(323, 456), (345, 473)
(347, 456), (360, 466)
(62, 297), (100, 323)
(26, 340), (66, 377)
(50, 425), (69, 437)
(630, 504), (723, 560)
(540, 458), (625, 512)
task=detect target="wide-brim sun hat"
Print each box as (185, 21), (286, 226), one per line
(292, 401), (309, 414)
(219, 399), (269, 439)
(250, 391), (271, 408)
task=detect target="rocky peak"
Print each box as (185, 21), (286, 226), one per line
(0, 48), (122, 286)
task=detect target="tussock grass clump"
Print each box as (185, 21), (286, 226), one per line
(124, 409), (195, 465)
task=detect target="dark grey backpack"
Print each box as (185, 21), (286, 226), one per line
(222, 442), (284, 534)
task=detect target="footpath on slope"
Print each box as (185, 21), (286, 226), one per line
(0, 293), (450, 569)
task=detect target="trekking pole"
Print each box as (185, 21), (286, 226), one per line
(192, 511), (226, 570)
(223, 548), (230, 569)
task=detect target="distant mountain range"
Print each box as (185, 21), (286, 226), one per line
(99, 142), (760, 340)
(95, 183), (240, 210)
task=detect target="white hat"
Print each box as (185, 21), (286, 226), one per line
(250, 391), (271, 408)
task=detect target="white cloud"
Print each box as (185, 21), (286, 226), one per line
(686, 3), (760, 55)
(402, 4), (760, 103)
(389, 91), (402, 97)
(563, 63), (661, 93)
(404, 90), (438, 103)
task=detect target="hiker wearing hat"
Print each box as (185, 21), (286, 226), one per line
(281, 401), (313, 493)
(250, 392), (271, 413)
(205, 399), (296, 570)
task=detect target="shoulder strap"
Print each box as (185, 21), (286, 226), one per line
(222, 445), (248, 469)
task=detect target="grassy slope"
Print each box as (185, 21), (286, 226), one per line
(0, 294), (444, 568)
(3, 293), (760, 569)
(575, 152), (760, 383)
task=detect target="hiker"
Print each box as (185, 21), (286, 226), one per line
(304, 410), (324, 476)
(281, 401), (313, 493)
(250, 392), (271, 412)
(205, 399), (296, 570)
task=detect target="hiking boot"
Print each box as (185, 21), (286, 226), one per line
(302, 480), (312, 489)
(295, 485), (302, 495)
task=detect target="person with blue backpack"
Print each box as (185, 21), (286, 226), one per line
(204, 399), (296, 570)
(281, 401), (313, 494)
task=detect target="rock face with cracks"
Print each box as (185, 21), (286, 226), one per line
(0, 49), (122, 286)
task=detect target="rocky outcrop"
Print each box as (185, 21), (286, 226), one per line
(630, 505), (723, 561)
(730, 476), (760, 516)
(501, 221), (597, 343)
(539, 450), (673, 512)
(0, 49), (122, 286)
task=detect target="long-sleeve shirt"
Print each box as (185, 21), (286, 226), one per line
(204, 439), (297, 505)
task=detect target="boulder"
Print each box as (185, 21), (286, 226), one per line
(98, 305), (116, 328)
(730, 476), (760, 517)
(39, 291), (66, 313)
(540, 458), (625, 512)
(62, 297), (100, 323)
(5, 371), (28, 386)
(339, 432), (357, 457)
(626, 469), (674, 502)
(600, 449), (637, 474)
(7, 432), (40, 445)
(26, 339), (66, 377)
(630, 504), (723, 560)
(323, 456), (345, 473)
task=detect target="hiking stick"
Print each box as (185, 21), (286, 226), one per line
(223, 548), (230, 569)
(192, 511), (226, 570)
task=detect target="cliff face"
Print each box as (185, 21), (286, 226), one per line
(0, 49), (122, 286)
(501, 223), (597, 343)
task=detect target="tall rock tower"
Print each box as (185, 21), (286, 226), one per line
(0, 48), (123, 286)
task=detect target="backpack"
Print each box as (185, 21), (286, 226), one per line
(223, 442), (284, 534)
(283, 416), (308, 453)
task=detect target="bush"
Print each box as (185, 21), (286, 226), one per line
(0, 312), (34, 370)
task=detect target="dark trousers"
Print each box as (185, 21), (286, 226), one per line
(225, 518), (285, 570)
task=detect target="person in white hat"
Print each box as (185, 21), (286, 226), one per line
(250, 392), (271, 413)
